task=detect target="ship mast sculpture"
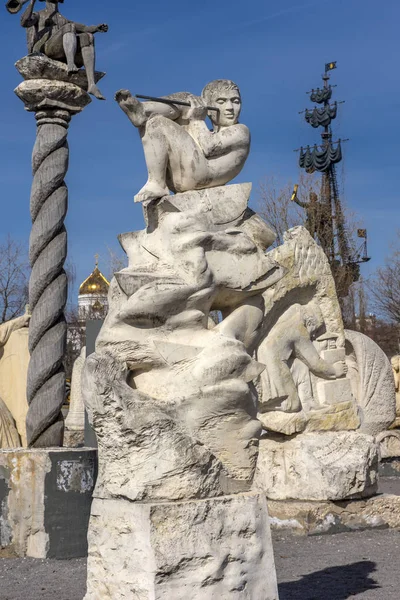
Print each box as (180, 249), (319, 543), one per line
(294, 62), (370, 298)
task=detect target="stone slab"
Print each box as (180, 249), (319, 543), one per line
(16, 54), (105, 89)
(254, 431), (379, 501)
(85, 493), (279, 600)
(268, 494), (400, 535)
(0, 448), (97, 558)
(316, 377), (354, 406)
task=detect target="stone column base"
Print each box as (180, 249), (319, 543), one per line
(85, 492), (279, 600)
(254, 431), (379, 501)
(0, 448), (96, 558)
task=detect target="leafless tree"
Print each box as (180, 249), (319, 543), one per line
(368, 232), (400, 325)
(256, 174), (316, 247)
(0, 235), (29, 324)
(106, 245), (127, 280)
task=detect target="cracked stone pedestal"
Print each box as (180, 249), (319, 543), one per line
(85, 493), (278, 600)
(0, 448), (96, 558)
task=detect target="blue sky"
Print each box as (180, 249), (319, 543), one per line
(0, 0), (399, 298)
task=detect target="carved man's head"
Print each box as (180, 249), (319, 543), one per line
(202, 79), (241, 128)
(301, 302), (325, 338)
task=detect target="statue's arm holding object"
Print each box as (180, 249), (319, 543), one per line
(294, 332), (347, 380)
(20, 0), (37, 28)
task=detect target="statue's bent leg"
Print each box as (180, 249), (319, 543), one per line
(78, 33), (105, 101)
(44, 24), (78, 72)
(136, 115), (209, 203)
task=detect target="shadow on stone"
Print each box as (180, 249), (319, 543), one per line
(278, 561), (379, 600)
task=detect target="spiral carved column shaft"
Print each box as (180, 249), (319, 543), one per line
(15, 56), (97, 447)
(25, 109), (71, 447)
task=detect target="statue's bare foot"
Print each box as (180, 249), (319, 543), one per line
(88, 85), (106, 101)
(67, 63), (79, 74)
(115, 90), (147, 127)
(134, 182), (169, 203)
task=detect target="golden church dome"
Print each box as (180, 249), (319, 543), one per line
(79, 265), (110, 296)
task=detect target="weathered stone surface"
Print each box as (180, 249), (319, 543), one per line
(345, 330), (396, 436)
(63, 429), (85, 448)
(258, 401), (360, 436)
(83, 180), (280, 594)
(268, 494), (400, 535)
(377, 430), (400, 459)
(16, 55), (105, 89)
(254, 431), (379, 501)
(85, 493), (279, 600)
(0, 448), (96, 558)
(85, 184), (282, 500)
(15, 79), (91, 113)
(304, 401), (360, 432)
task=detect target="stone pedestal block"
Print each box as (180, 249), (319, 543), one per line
(317, 377), (354, 406)
(0, 448), (96, 558)
(254, 431), (379, 501)
(85, 493), (279, 600)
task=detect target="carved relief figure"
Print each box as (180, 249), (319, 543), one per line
(18, 0), (108, 99)
(258, 301), (347, 414)
(115, 80), (250, 203)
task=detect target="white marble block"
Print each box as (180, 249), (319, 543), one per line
(85, 492), (279, 600)
(254, 431), (379, 501)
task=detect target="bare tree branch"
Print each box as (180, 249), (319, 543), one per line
(0, 235), (29, 324)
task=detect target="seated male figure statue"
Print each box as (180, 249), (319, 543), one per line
(115, 80), (250, 203)
(20, 0), (108, 99)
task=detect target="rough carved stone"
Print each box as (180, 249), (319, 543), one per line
(85, 493), (279, 600)
(83, 181), (281, 597)
(254, 431), (379, 501)
(268, 494), (400, 535)
(85, 183), (281, 499)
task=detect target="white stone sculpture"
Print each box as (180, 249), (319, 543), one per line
(115, 80), (250, 203)
(84, 82), (280, 598)
(345, 330), (396, 436)
(253, 228), (383, 501)
(0, 312), (30, 448)
(254, 431), (379, 501)
(65, 346), (86, 443)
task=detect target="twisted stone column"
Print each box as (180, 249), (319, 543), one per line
(15, 55), (95, 447)
(26, 108), (70, 447)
